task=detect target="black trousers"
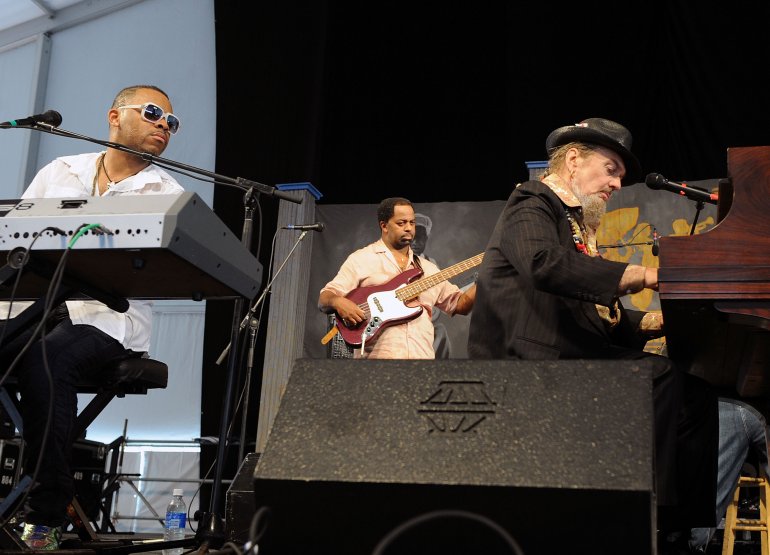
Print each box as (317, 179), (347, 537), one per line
(606, 349), (719, 530)
(2, 312), (128, 527)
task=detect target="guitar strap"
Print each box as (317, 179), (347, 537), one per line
(413, 253), (424, 273)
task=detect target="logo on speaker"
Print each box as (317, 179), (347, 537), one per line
(418, 380), (496, 433)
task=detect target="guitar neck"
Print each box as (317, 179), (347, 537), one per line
(396, 252), (483, 301)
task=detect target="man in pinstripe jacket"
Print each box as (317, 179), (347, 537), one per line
(467, 118), (718, 537)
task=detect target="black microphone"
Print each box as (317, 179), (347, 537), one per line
(645, 173), (718, 205)
(651, 227), (659, 256)
(282, 222), (325, 232)
(0, 110), (63, 129)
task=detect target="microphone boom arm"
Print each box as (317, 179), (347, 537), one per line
(645, 172), (718, 206)
(12, 123), (302, 204)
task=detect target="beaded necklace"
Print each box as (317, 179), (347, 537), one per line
(565, 206), (620, 323)
(565, 208), (589, 255)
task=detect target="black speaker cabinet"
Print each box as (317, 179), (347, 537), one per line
(253, 358), (655, 555)
(226, 451), (260, 544)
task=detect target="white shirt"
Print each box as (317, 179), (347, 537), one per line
(7, 151), (184, 352)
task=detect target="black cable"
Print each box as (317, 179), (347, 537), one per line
(0, 226), (66, 358)
(252, 197), (263, 266)
(370, 509), (525, 555)
(0, 223), (101, 530)
(215, 542), (244, 555)
(247, 506), (270, 550)
(187, 332), (251, 535)
(0, 242), (73, 529)
(188, 228), (276, 534)
(235, 229), (279, 446)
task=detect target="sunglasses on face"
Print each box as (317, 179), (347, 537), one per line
(118, 103), (180, 134)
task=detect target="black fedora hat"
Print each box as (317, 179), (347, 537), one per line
(545, 118), (642, 185)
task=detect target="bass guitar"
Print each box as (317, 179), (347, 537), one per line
(334, 252), (483, 348)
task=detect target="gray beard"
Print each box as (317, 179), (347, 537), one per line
(574, 191), (606, 230)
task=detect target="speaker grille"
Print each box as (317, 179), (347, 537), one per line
(252, 358), (656, 554)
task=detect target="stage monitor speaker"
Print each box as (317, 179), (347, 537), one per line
(253, 358), (655, 555)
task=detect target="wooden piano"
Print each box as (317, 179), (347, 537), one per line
(658, 146), (770, 397)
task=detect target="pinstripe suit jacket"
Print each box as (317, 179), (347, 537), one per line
(467, 181), (720, 529)
(468, 180), (647, 359)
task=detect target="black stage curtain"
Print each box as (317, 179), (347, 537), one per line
(202, 0), (770, 512)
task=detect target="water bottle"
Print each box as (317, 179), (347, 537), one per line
(162, 488), (187, 555)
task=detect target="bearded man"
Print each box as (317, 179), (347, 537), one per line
(467, 118), (718, 538)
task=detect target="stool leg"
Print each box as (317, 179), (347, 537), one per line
(761, 477), (770, 555)
(723, 482), (741, 555)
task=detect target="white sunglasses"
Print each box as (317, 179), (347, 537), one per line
(118, 102), (180, 134)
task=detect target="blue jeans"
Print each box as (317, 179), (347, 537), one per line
(689, 398), (769, 552)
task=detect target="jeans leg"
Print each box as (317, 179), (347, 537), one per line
(17, 319), (127, 527)
(688, 398), (770, 551)
(738, 401), (770, 477)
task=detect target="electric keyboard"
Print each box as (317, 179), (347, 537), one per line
(0, 193), (262, 301)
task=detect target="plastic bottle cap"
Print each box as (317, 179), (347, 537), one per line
(173, 488), (184, 496)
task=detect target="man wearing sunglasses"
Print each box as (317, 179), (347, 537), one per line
(23, 85), (182, 198)
(2, 84), (184, 550)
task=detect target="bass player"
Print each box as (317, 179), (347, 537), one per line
(318, 197), (476, 359)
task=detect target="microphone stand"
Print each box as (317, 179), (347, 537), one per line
(598, 241), (654, 248)
(598, 224), (659, 256)
(216, 230), (309, 365)
(232, 230), (311, 462)
(10, 123), (302, 552)
(689, 199), (706, 236)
